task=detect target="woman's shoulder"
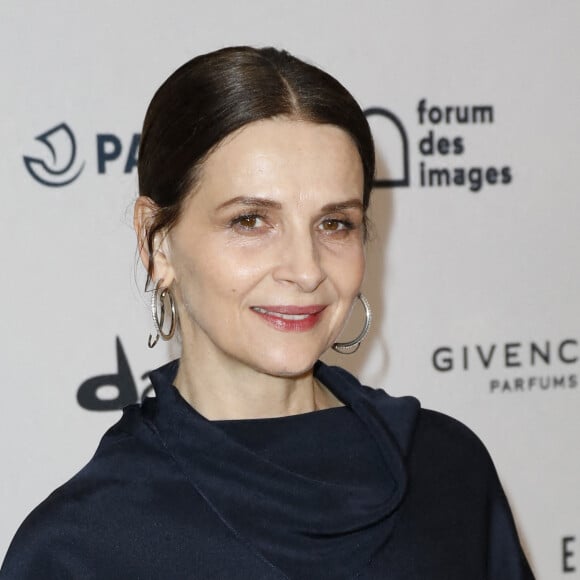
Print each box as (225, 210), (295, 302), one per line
(318, 363), (492, 466)
(407, 406), (502, 492)
(415, 407), (491, 451)
(14, 401), (162, 510)
(0, 403), (166, 578)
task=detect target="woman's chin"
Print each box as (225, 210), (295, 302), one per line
(252, 349), (323, 379)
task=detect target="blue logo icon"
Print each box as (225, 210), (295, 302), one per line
(23, 122), (85, 187)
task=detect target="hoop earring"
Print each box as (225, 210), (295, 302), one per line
(148, 281), (177, 348)
(332, 293), (372, 354)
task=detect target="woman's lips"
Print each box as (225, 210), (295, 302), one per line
(250, 305), (326, 332)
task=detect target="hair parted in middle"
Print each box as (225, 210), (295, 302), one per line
(137, 46), (375, 286)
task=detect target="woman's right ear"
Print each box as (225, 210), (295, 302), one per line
(133, 197), (176, 287)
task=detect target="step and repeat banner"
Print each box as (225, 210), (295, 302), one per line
(1, 1), (579, 577)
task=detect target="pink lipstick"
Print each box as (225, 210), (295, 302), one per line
(250, 305), (326, 332)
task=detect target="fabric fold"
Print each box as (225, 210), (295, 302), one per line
(146, 360), (420, 579)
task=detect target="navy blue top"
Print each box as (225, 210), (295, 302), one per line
(1, 361), (534, 579)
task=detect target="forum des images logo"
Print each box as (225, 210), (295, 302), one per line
(366, 98), (512, 193)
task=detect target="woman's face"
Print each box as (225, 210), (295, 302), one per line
(157, 118), (365, 377)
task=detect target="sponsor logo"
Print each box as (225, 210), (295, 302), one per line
(23, 123), (85, 186)
(24, 123), (140, 186)
(431, 339), (579, 393)
(77, 337), (153, 411)
(364, 108), (409, 188)
(366, 99), (512, 192)
(563, 536), (577, 573)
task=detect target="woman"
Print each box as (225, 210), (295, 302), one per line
(1, 46), (534, 579)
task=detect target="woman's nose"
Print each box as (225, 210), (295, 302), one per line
(272, 229), (326, 293)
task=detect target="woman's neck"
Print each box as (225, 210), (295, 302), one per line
(173, 349), (342, 421)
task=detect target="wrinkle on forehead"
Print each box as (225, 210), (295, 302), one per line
(190, 118), (364, 212)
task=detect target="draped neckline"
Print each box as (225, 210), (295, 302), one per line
(145, 360), (419, 579)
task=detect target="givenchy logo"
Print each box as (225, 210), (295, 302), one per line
(431, 339), (579, 394)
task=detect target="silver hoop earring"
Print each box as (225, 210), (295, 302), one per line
(148, 281), (177, 348)
(332, 293), (372, 354)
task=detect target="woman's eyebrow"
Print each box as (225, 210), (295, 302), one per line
(216, 196), (283, 210)
(216, 196), (363, 212)
(319, 199), (364, 213)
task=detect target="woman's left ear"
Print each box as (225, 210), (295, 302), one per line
(133, 196), (176, 287)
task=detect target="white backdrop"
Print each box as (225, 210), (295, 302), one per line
(1, 1), (579, 577)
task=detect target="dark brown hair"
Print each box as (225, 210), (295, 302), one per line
(138, 46), (375, 284)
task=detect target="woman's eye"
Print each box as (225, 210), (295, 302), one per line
(320, 219), (353, 232)
(231, 214), (265, 230)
